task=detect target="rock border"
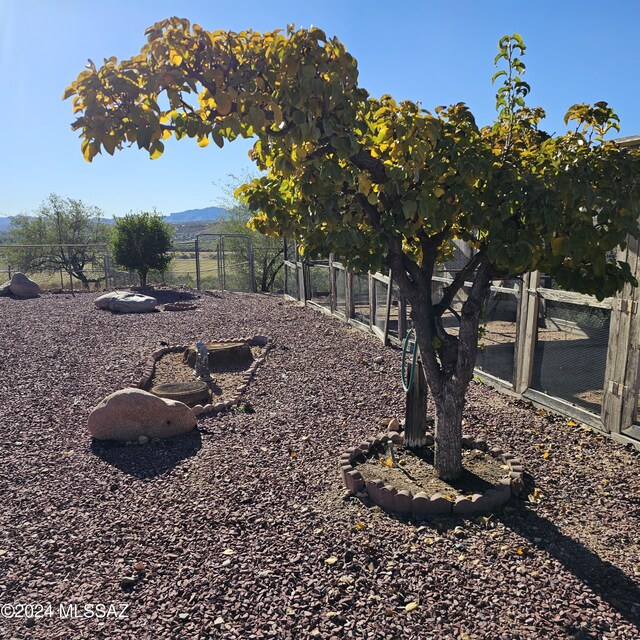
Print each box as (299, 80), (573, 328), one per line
(137, 336), (272, 418)
(162, 302), (199, 312)
(339, 430), (524, 515)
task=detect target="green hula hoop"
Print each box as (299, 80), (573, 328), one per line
(401, 328), (418, 393)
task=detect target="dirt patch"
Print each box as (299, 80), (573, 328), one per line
(147, 347), (262, 401)
(357, 445), (506, 498)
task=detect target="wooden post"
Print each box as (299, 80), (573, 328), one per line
(368, 273), (375, 330)
(345, 270), (354, 319)
(514, 271), (540, 394)
(383, 270), (393, 345)
(328, 254), (336, 312)
(603, 235), (640, 436)
(404, 355), (429, 448)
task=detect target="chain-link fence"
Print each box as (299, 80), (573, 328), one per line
(0, 235), (285, 294)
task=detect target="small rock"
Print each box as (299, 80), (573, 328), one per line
(25, 617), (35, 628)
(388, 418), (401, 432)
(214, 616), (225, 626)
(152, 437), (161, 444)
(373, 355), (384, 364)
(138, 435), (149, 445)
(119, 575), (136, 589)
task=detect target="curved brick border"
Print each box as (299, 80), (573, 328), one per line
(137, 335), (272, 418)
(339, 431), (524, 515)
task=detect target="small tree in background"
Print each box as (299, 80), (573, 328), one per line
(111, 211), (173, 287)
(8, 194), (108, 288)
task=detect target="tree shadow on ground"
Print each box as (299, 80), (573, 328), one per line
(497, 477), (640, 633)
(90, 430), (202, 478)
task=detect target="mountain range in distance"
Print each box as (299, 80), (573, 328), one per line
(0, 206), (228, 232)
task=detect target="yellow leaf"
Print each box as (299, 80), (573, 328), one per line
(567, 420), (578, 427)
(434, 187), (445, 198)
(222, 549), (235, 556)
(405, 601), (418, 612)
(550, 236), (564, 255)
(358, 174), (371, 196)
(170, 51), (183, 66)
(353, 522), (367, 531)
(516, 547), (524, 556)
(197, 136), (210, 148)
(543, 451), (550, 459)
(324, 556), (338, 566)
(289, 451), (298, 458)
(150, 147), (163, 160)
(162, 129), (172, 140)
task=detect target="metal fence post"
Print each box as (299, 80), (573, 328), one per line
(248, 237), (256, 292)
(195, 235), (201, 291)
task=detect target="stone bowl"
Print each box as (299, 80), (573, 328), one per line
(150, 380), (211, 407)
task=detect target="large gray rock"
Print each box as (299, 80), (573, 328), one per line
(0, 281), (11, 297)
(9, 272), (40, 298)
(94, 291), (157, 313)
(87, 388), (197, 441)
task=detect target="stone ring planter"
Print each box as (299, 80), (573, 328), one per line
(339, 430), (524, 516)
(137, 336), (272, 418)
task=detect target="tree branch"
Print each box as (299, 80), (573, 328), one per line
(433, 248), (486, 317)
(350, 150), (388, 184)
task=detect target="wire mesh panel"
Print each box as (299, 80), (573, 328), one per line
(530, 297), (611, 414)
(352, 272), (370, 325)
(284, 263), (299, 300)
(373, 278), (388, 333)
(253, 246), (284, 293)
(334, 267), (347, 317)
(431, 279), (517, 385)
(220, 235), (253, 292)
(196, 235), (223, 290)
(307, 263), (332, 310)
(475, 288), (518, 384)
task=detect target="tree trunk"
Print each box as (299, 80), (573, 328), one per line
(138, 270), (148, 287)
(431, 378), (466, 480)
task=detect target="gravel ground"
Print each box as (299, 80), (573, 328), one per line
(0, 290), (639, 640)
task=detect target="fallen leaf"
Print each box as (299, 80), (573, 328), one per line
(222, 549), (235, 556)
(567, 420), (578, 427)
(324, 556), (338, 566)
(542, 451), (550, 459)
(405, 601), (418, 612)
(353, 522), (367, 531)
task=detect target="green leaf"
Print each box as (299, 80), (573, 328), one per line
(402, 200), (417, 219)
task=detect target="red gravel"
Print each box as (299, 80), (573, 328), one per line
(0, 290), (638, 639)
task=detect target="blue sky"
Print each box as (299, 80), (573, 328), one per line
(1, 0), (638, 218)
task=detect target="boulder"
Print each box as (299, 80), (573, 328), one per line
(94, 291), (157, 313)
(0, 281), (11, 297)
(87, 388), (197, 441)
(9, 272), (40, 298)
